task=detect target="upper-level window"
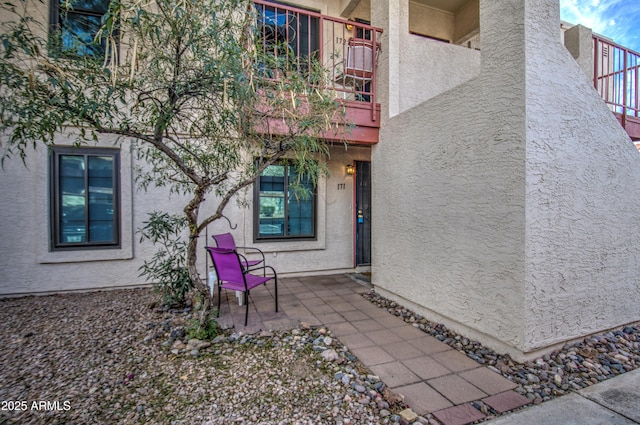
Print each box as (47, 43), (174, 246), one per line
(50, 0), (111, 57)
(255, 1), (319, 68)
(254, 163), (316, 241)
(50, 146), (120, 250)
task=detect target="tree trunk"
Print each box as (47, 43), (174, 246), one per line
(185, 187), (213, 326)
(187, 226), (214, 326)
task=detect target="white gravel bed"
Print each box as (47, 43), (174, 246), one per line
(0, 288), (400, 425)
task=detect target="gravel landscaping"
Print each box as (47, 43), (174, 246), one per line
(0, 288), (403, 425)
(364, 291), (640, 418)
(1, 286), (639, 425)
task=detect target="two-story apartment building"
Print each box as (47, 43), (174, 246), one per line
(1, 0), (639, 361)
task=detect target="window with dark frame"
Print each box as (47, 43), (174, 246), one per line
(254, 163), (316, 241)
(255, 0), (320, 74)
(50, 146), (120, 250)
(49, 0), (112, 58)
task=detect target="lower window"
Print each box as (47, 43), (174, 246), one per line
(50, 146), (120, 250)
(254, 163), (316, 240)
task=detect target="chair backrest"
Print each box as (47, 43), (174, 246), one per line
(206, 247), (245, 284)
(212, 233), (237, 250)
(345, 38), (375, 79)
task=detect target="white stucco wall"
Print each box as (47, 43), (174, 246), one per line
(371, 0), (640, 360)
(207, 145), (372, 277)
(453, 0), (479, 44)
(372, 0), (481, 118)
(0, 135), (172, 295)
(0, 0), (374, 296)
(398, 35), (480, 113)
(563, 24), (594, 82)
(0, 137), (369, 295)
(522, 1), (640, 352)
(408, 1), (454, 42)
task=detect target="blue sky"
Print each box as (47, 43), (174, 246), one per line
(560, 0), (640, 52)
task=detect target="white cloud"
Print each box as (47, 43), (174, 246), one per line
(560, 0), (640, 52)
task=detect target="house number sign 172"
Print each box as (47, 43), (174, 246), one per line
(337, 183), (346, 190)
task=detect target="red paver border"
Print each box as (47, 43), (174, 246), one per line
(482, 390), (532, 413)
(432, 403), (486, 425)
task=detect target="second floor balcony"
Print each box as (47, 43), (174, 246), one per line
(593, 35), (640, 144)
(252, 0), (383, 145)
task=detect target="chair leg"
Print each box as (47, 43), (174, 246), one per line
(274, 274), (278, 313)
(244, 291), (249, 326)
(217, 283), (221, 317)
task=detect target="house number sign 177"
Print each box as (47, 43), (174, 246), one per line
(337, 183), (346, 190)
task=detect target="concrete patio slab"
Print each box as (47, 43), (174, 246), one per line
(380, 341), (424, 360)
(216, 274), (640, 425)
(433, 404), (486, 425)
(350, 346), (396, 366)
(401, 356), (452, 380)
(365, 329), (404, 345)
(351, 318), (386, 332)
(326, 321), (358, 336)
(459, 367), (518, 395)
(482, 390), (532, 413)
(427, 374), (488, 405)
(408, 335), (452, 355)
(395, 382), (453, 415)
(370, 361), (422, 388)
(338, 332), (376, 350)
(431, 349), (484, 372)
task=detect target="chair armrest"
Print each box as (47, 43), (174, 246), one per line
(236, 246), (265, 261)
(236, 252), (250, 270)
(236, 251), (266, 275)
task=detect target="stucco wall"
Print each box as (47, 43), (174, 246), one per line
(0, 0), (374, 295)
(563, 24), (594, 82)
(0, 135), (165, 295)
(408, 1), (454, 41)
(522, 1), (640, 352)
(0, 137), (369, 295)
(372, 0), (526, 354)
(398, 35), (480, 113)
(453, 0), (479, 44)
(349, 0), (371, 22)
(372, 0), (480, 118)
(371, 0), (640, 360)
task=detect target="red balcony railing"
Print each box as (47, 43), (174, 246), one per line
(593, 35), (640, 140)
(252, 0), (383, 125)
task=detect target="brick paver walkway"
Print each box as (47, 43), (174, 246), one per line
(214, 274), (531, 424)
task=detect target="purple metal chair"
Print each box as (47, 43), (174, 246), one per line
(212, 232), (265, 273)
(205, 247), (278, 326)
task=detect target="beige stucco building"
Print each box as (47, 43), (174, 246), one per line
(1, 0), (639, 361)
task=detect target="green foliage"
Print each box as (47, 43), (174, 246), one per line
(0, 0), (346, 313)
(138, 212), (192, 307)
(185, 317), (220, 341)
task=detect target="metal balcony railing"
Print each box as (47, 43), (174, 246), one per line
(593, 35), (640, 131)
(252, 0), (383, 121)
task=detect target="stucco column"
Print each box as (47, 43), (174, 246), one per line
(370, 0), (408, 119)
(479, 0), (526, 83)
(564, 24), (594, 82)
(373, 0), (640, 360)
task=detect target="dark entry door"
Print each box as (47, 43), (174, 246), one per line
(355, 161), (371, 266)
